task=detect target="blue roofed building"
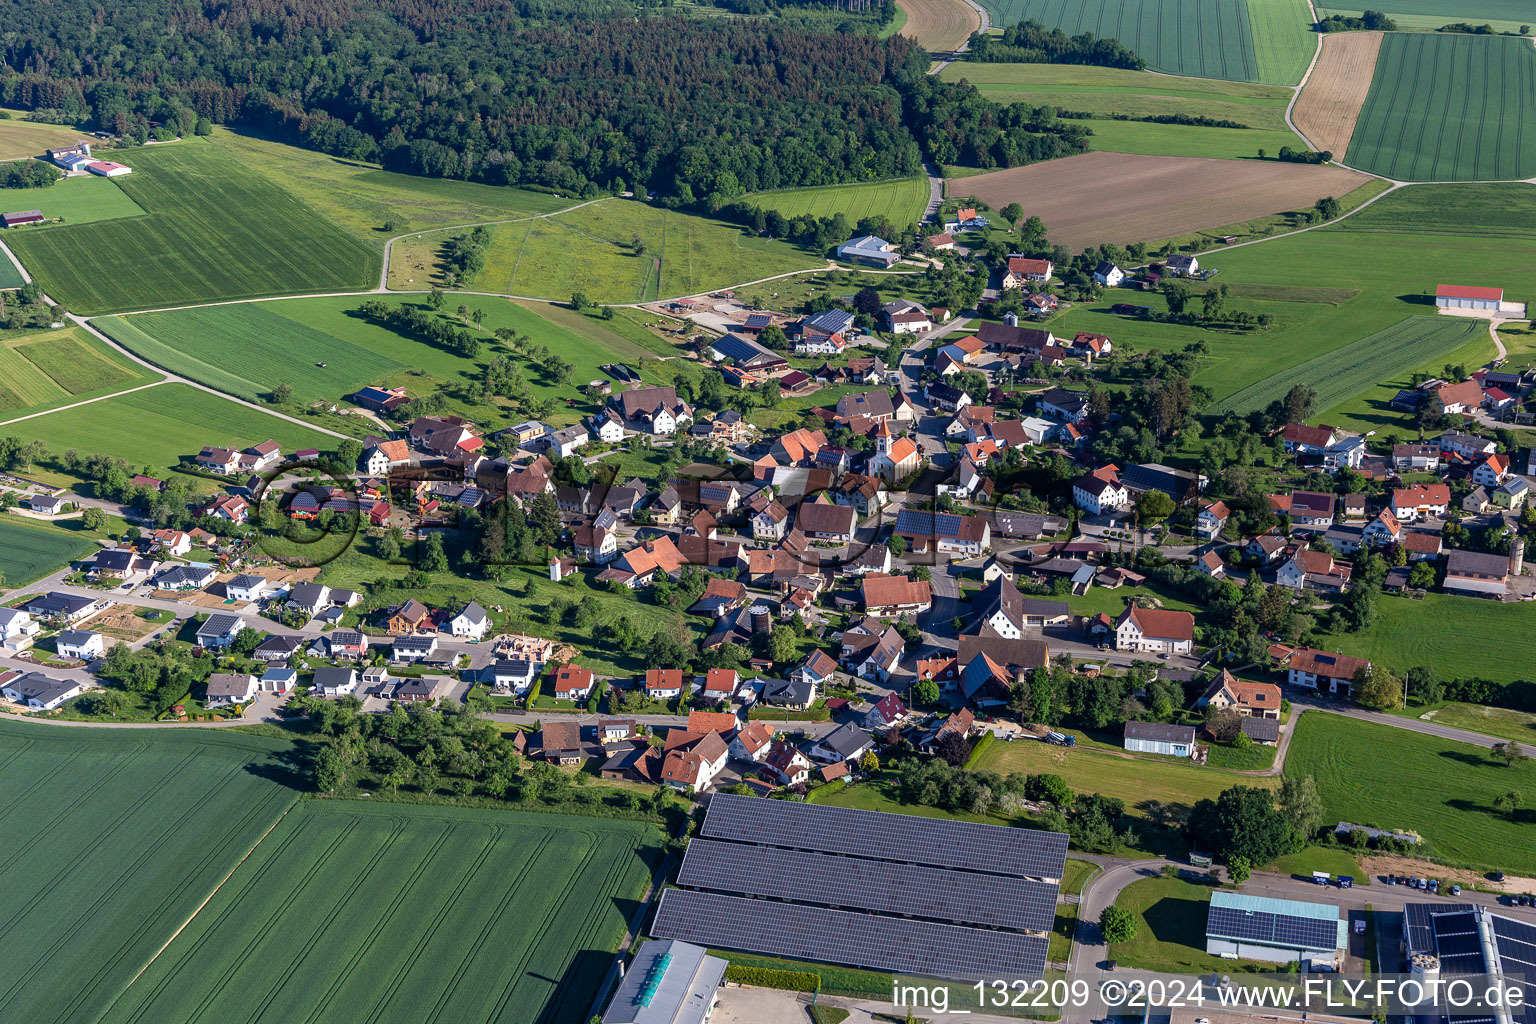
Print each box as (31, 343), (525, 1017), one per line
(707, 332), (787, 372)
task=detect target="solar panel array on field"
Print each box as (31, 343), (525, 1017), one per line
(652, 889), (1052, 979)
(678, 838), (1059, 932)
(700, 793), (1068, 880)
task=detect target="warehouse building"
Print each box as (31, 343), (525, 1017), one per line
(1205, 891), (1345, 966)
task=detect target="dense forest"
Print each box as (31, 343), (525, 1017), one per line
(0, 0), (1086, 199)
(966, 20), (1144, 69)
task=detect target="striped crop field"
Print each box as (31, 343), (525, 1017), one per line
(975, 0), (1261, 82)
(1347, 33), (1536, 182)
(0, 327), (159, 417)
(5, 140), (380, 314)
(0, 518), (98, 585)
(743, 178), (930, 229)
(1208, 315), (1482, 416)
(98, 800), (662, 1024)
(0, 723), (302, 1024)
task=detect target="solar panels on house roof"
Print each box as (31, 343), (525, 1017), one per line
(677, 838), (1058, 932)
(651, 889), (1050, 980)
(699, 793), (1068, 880)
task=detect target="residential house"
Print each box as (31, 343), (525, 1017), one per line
(1393, 443), (1441, 472)
(1434, 379), (1486, 415)
(1390, 483), (1451, 521)
(387, 599), (433, 635)
(1495, 476), (1530, 511)
(1277, 491), (1335, 527)
(323, 629), (368, 660)
(1281, 423), (1339, 457)
(1197, 500), (1230, 538)
(362, 440), (412, 476)
(533, 721), (592, 765)
(701, 668), (740, 703)
(1439, 431), (1496, 459)
(286, 582), (332, 618)
(254, 635), (303, 662)
(1041, 388), (1090, 422)
(553, 664), (595, 701)
(544, 424), (590, 458)
(1164, 254), (1199, 276)
(1, 673), (86, 711)
(1473, 453), (1512, 489)
(589, 411), (626, 443)
(449, 601), (490, 641)
(761, 675), (818, 711)
(395, 677), (444, 704)
(883, 301), (932, 334)
(1196, 550), (1227, 579)
(1002, 255), (1054, 289)
(391, 634), (439, 663)
(836, 390), (896, 424)
(154, 564), (214, 591)
(770, 427), (829, 466)
(1124, 721), (1196, 758)
(762, 740), (813, 786)
(0, 608), (40, 652)
(644, 668), (686, 701)
(660, 730), (730, 793)
(969, 576), (1029, 638)
(1114, 606), (1194, 654)
(1285, 648), (1369, 697)
(1361, 510), (1402, 548)
(808, 723), (873, 765)
(1073, 465), (1130, 514)
(55, 629), (104, 661)
(1276, 548), (1351, 592)
(1200, 670), (1282, 720)
(729, 721), (776, 762)
(489, 659), (538, 695)
(1093, 261), (1125, 287)
(795, 497), (857, 543)
(860, 574), (932, 617)
(610, 385), (693, 435)
(195, 613), (245, 650)
(410, 416), (483, 457)
(24, 593), (108, 623)
(93, 547), (155, 579)
(893, 508), (990, 557)
(23, 493), (70, 515)
(205, 673), (259, 709)
(864, 692), (907, 732)
(752, 500), (790, 541)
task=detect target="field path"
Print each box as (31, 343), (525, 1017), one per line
(0, 379), (167, 428)
(1291, 31), (1384, 160)
(378, 196), (614, 291)
(922, 0), (987, 71)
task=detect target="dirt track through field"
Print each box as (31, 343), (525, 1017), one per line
(954, 151), (1371, 250)
(1292, 31), (1384, 160)
(897, 0), (979, 54)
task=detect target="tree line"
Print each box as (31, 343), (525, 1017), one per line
(966, 20), (1144, 69)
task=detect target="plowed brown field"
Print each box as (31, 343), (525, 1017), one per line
(954, 151), (1371, 250)
(1292, 31), (1384, 160)
(897, 0), (979, 54)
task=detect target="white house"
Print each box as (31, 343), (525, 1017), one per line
(392, 634), (439, 663)
(545, 424), (590, 458)
(863, 692), (908, 732)
(55, 629), (105, 662)
(0, 607), (40, 652)
(1093, 261), (1125, 287)
(1073, 466), (1130, 515)
(205, 673), (259, 709)
(449, 601), (490, 642)
(764, 740), (814, 786)
(490, 658), (538, 694)
(1124, 721), (1195, 758)
(311, 667), (359, 697)
(1196, 500), (1229, 538)
(224, 574), (271, 603)
(1, 672), (86, 711)
(195, 614), (246, 650)
(1285, 648), (1368, 697)
(729, 721), (776, 762)
(590, 412), (625, 443)
(1114, 606), (1194, 655)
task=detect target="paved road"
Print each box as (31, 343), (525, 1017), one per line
(1290, 693), (1536, 756)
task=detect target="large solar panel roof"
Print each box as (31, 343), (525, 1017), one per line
(1206, 906), (1338, 952)
(700, 793), (1068, 880)
(678, 838), (1058, 933)
(1433, 911), (1488, 973)
(652, 889), (1050, 980)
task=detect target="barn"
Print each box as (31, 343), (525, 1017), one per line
(1205, 891), (1344, 966)
(1, 210), (45, 228)
(1123, 721), (1195, 758)
(1435, 284), (1502, 311)
(86, 161), (132, 177)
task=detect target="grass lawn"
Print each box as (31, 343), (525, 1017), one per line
(1111, 875), (1275, 973)
(1285, 711), (1536, 875)
(2, 173), (147, 225)
(1065, 582), (1202, 619)
(3, 382), (334, 477)
(0, 516), (98, 585)
(212, 127), (570, 244)
(7, 140), (380, 314)
(98, 799), (661, 1024)
(1204, 740), (1278, 771)
(1314, 593), (1536, 684)
(403, 197), (821, 303)
(973, 735), (1275, 821)
(0, 721), (304, 1024)
(741, 178), (930, 229)
(1077, 118), (1304, 161)
(0, 114), (93, 159)
(0, 326), (160, 419)
(1273, 846), (1366, 881)
(98, 294), (663, 431)
(810, 768), (1014, 825)
(1413, 703), (1536, 746)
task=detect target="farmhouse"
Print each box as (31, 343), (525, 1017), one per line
(1002, 256), (1053, 289)
(1114, 606), (1194, 655)
(611, 385), (693, 435)
(1286, 647), (1369, 697)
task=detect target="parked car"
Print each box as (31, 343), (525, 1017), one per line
(1451, 884), (1462, 896)
(1387, 874), (1397, 885)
